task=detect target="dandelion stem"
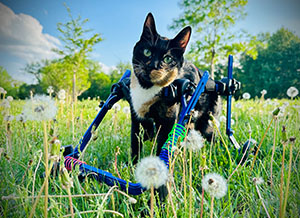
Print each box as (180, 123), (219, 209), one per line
(228, 131), (252, 181)
(208, 131), (215, 169)
(251, 117), (274, 171)
(183, 146), (187, 215)
(66, 188), (74, 218)
(279, 142), (286, 218)
(29, 161), (54, 218)
(282, 142), (293, 218)
(212, 118), (232, 171)
(111, 193), (116, 218)
(167, 181), (177, 218)
(32, 151), (43, 203)
(200, 169), (205, 218)
(189, 148), (193, 218)
(150, 185), (154, 218)
(43, 121), (49, 218)
(255, 184), (271, 218)
(210, 196), (214, 218)
(270, 117), (277, 189)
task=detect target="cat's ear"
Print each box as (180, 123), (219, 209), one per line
(171, 26), (192, 51)
(141, 13), (157, 42)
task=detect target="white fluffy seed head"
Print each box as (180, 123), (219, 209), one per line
(122, 106), (130, 114)
(4, 114), (14, 122)
(16, 113), (27, 122)
(47, 86), (54, 94)
(287, 86), (299, 98)
(135, 156), (168, 189)
(261, 89), (267, 95)
(22, 95), (57, 121)
(253, 177), (264, 185)
(6, 96), (13, 101)
(181, 129), (205, 151)
(202, 173), (228, 199)
(57, 89), (66, 100)
(112, 103), (121, 112)
(242, 92), (251, 100)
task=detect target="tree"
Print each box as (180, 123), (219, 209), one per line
(79, 61), (133, 100)
(79, 60), (111, 100)
(0, 66), (22, 98)
(51, 5), (102, 102)
(23, 60), (50, 84)
(170, 0), (259, 79)
(110, 61), (133, 83)
(237, 28), (300, 98)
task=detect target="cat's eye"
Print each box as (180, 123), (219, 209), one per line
(143, 49), (152, 57)
(163, 56), (173, 64)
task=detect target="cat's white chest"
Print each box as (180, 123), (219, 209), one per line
(130, 77), (161, 118)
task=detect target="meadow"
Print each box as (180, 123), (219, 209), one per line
(0, 94), (299, 218)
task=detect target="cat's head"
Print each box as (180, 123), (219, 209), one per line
(132, 13), (191, 89)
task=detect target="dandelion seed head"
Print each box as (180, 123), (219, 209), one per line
(253, 177), (264, 185)
(287, 86), (299, 98)
(292, 105), (300, 110)
(57, 89), (66, 100)
(208, 119), (220, 128)
(23, 95), (57, 121)
(202, 173), (227, 199)
(122, 106), (130, 114)
(6, 96), (13, 101)
(4, 114), (14, 122)
(219, 115), (226, 123)
(135, 156), (168, 189)
(128, 197), (137, 204)
(112, 103), (121, 112)
(181, 129), (205, 151)
(0, 87), (5, 93)
(242, 92), (251, 100)
(16, 113), (27, 122)
(260, 89), (267, 95)
(0, 99), (10, 108)
(47, 86), (54, 94)
(235, 102), (242, 109)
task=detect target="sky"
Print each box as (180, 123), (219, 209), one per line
(0, 0), (299, 84)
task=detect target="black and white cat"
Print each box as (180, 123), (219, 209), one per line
(129, 13), (220, 164)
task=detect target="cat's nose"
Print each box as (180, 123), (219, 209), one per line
(149, 59), (160, 70)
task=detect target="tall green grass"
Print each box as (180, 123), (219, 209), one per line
(0, 97), (299, 217)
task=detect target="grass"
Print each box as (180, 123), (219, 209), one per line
(0, 96), (299, 217)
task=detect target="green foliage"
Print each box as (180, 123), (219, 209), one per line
(0, 66), (22, 98)
(79, 61), (112, 100)
(170, 0), (260, 79)
(44, 5), (102, 98)
(79, 61), (132, 100)
(236, 28), (300, 99)
(17, 83), (43, 99)
(110, 62), (133, 84)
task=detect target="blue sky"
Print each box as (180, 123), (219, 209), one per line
(0, 0), (299, 83)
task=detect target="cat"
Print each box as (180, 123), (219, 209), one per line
(128, 13), (221, 164)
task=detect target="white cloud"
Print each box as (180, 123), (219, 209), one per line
(0, 3), (60, 83)
(99, 62), (117, 74)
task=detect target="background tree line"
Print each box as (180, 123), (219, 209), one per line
(1, 0), (299, 100)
